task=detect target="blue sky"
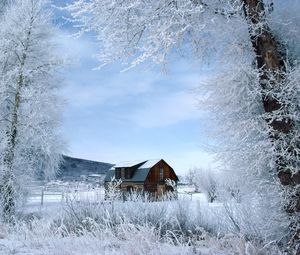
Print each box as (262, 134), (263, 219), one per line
(54, 3), (214, 175)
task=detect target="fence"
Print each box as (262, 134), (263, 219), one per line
(27, 183), (204, 206)
(27, 184), (106, 206)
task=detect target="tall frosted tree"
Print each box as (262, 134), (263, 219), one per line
(67, 0), (300, 252)
(0, 0), (64, 222)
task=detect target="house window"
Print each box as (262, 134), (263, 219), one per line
(125, 168), (131, 179)
(121, 168), (125, 179)
(115, 169), (121, 179)
(159, 167), (164, 181)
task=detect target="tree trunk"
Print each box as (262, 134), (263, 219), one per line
(0, 19), (32, 223)
(1, 65), (23, 223)
(242, 0), (300, 252)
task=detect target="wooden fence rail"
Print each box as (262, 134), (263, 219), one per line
(28, 188), (106, 206)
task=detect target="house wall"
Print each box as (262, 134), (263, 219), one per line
(120, 182), (144, 191)
(144, 160), (177, 195)
(115, 168), (134, 179)
(145, 160), (177, 184)
(105, 160), (178, 199)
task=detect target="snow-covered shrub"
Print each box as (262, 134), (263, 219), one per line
(105, 177), (122, 201)
(164, 179), (178, 200)
(51, 191), (277, 245)
(1, 216), (283, 255)
(0, 188), (285, 255)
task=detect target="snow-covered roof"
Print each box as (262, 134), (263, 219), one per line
(104, 159), (164, 182)
(114, 159), (161, 169)
(114, 160), (147, 168)
(139, 159), (161, 169)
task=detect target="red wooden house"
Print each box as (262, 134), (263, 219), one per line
(104, 159), (179, 198)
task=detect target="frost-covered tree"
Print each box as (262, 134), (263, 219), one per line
(185, 168), (201, 192)
(198, 168), (218, 203)
(0, 0), (64, 222)
(67, 0), (300, 252)
(186, 167), (218, 202)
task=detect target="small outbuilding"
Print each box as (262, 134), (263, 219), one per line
(104, 159), (179, 198)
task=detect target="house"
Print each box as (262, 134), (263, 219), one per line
(104, 159), (179, 198)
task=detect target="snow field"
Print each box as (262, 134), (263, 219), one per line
(0, 185), (283, 254)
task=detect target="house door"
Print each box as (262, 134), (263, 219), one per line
(157, 184), (165, 197)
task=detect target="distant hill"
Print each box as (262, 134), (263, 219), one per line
(57, 155), (114, 181)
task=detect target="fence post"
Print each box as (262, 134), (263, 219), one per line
(41, 188), (44, 206)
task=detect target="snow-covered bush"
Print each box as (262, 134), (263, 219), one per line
(44, 188), (285, 248)
(0, 214), (283, 255)
(105, 177), (123, 203)
(0, 187), (285, 254)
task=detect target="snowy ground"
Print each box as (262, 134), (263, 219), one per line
(0, 228), (269, 255)
(0, 184), (281, 255)
(25, 184), (210, 216)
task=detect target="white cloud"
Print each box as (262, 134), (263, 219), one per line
(56, 29), (208, 128)
(54, 30), (97, 62)
(128, 90), (202, 128)
(168, 150), (215, 175)
(63, 78), (154, 108)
